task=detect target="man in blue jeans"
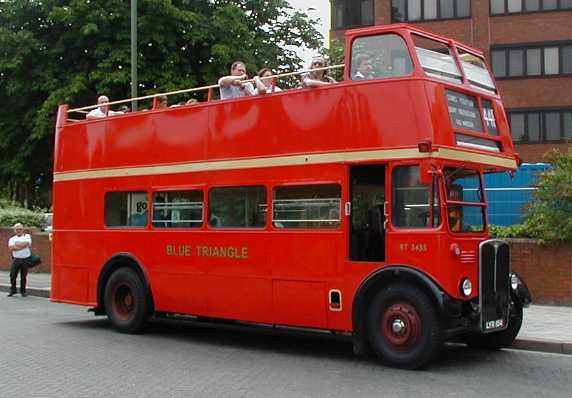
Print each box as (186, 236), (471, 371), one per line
(7, 223), (32, 297)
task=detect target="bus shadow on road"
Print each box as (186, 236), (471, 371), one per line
(58, 316), (513, 369)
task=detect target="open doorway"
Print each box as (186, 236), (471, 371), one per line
(350, 165), (386, 262)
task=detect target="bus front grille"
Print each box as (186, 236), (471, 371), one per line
(479, 240), (510, 333)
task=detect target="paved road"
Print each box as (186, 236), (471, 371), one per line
(1, 295), (571, 398)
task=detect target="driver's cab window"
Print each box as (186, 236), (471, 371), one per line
(392, 165), (441, 229)
(351, 34), (413, 80)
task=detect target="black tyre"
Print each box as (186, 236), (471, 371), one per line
(104, 267), (151, 334)
(465, 303), (523, 350)
(366, 284), (444, 370)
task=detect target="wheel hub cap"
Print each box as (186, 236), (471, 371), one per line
(381, 303), (422, 350)
(392, 319), (406, 334)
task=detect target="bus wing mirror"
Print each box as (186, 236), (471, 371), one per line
(419, 161), (439, 185)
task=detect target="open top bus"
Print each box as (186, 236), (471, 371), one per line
(52, 24), (530, 369)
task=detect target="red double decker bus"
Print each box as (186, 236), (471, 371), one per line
(52, 24), (530, 369)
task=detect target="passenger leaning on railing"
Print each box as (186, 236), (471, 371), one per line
(253, 68), (282, 95)
(86, 95), (124, 119)
(218, 60), (266, 99)
(301, 56), (337, 88)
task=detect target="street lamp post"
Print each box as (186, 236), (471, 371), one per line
(131, 0), (138, 111)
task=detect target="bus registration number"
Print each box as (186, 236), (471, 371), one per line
(485, 319), (504, 330)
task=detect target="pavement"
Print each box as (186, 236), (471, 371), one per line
(1, 270), (571, 355)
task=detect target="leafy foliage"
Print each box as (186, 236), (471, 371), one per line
(490, 149), (572, 244)
(523, 149), (572, 244)
(0, 200), (46, 228)
(0, 0), (323, 207)
(320, 39), (345, 82)
(489, 224), (532, 239)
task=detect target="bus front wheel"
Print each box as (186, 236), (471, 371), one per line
(366, 284), (444, 369)
(104, 267), (150, 334)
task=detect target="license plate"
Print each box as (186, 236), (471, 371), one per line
(484, 319), (504, 331)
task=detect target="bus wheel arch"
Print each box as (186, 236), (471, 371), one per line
(97, 254), (155, 320)
(352, 266), (448, 366)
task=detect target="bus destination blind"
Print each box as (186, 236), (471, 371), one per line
(446, 90), (483, 132)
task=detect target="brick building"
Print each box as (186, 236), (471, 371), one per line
(331, 0), (572, 162)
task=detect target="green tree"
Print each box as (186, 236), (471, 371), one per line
(0, 0), (323, 208)
(525, 149), (572, 244)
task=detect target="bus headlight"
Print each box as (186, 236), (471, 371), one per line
(461, 278), (472, 297)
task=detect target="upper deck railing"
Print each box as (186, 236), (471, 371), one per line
(66, 64), (345, 117)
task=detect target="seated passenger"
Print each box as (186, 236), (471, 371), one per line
(86, 95), (124, 119)
(353, 54), (374, 80)
(301, 56), (337, 88)
(155, 95), (168, 109)
(186, 98), (199, 105)
(218, 61), (257, 99)
(254, 68), (283, 95)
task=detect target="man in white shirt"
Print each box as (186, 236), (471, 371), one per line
(218, 61), (265, 100)
(353, 54), (374, 81)
(8, 223), (32, 297)
(86, 95), (124, 119)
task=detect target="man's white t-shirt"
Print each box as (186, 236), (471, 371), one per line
(86, 107), (123, 119)
(9, 234), (31, 259)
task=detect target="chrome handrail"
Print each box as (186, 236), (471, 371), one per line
(67, 64), (344, 114)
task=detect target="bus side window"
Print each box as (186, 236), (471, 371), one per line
(273, 184), (341, 229)
(209, 186), (267, 228)
(152, 190), (204, 228)
(105, 191), (148, 228)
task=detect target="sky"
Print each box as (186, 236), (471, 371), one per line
(287, 0), (331, 65)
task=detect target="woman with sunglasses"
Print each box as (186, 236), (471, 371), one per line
(301, 56), (337, 88)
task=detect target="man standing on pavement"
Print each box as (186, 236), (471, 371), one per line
(7, 223), (32, 297)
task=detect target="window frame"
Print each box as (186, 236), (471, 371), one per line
(391, 163), (443, 231)
(207, 185), (268, 229)
(151, 188), (205, 229)
(490, 0), (572, 16)
(491, 41), (572, 79)
(508, 108), (572, 143)
(392, 0), (472, 23)
(104, 190), (150, 229)
(350, 33), (415, 81)
(332, 0), (375, 30)
(271, 182), (343, 230)
(443, 167), (487, 234)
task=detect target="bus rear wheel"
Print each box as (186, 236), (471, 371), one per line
(104, 267), (150, 334)
(366, 284), (444, 369)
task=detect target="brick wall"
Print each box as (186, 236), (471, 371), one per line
(0, 228), (52, 273)
(508, 239), (572, 306)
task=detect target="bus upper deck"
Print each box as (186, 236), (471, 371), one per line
(54, 24), (518, 182)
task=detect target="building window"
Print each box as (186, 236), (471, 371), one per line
(333, 0), (374, 29)
(491, 0), (572, 15)
(208, 186), (267, 228)
(105, 191), (148, 227)
(273, 184), (341, 229)
(491, 43), (572, 78)
(152, 190), (203, 228)
(392, 0), (471, 22)
(509, 109), (572, 142)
